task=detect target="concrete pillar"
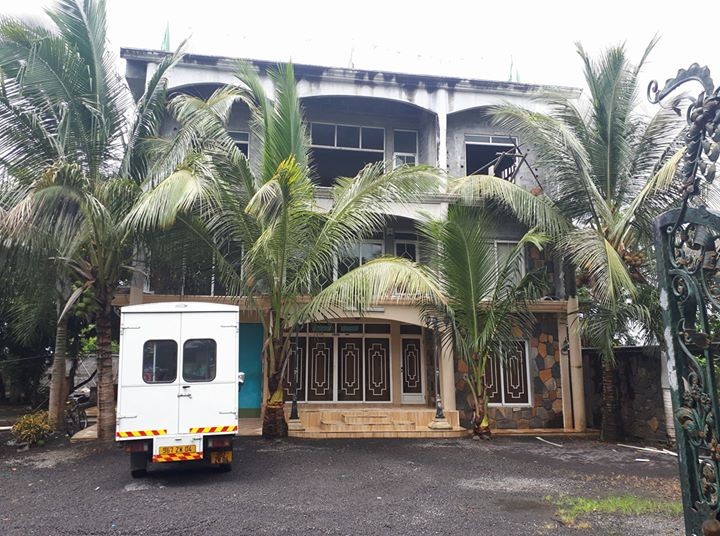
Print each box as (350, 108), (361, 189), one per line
(440, 343), (456, 412)
(567, 297), (586, 432)
(557, 316), (574, 431)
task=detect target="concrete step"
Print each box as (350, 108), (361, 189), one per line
(342, 415), (391, 425)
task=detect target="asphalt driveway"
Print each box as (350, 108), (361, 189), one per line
(0, 435), (682, 535)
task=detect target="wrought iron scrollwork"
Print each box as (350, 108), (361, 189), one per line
(652, 65), (720, 534)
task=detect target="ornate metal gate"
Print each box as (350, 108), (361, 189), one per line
(651, 64), (720, 534)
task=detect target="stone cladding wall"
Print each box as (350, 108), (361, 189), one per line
(455, 313), (564, 430)
(584, 347), (668, 442)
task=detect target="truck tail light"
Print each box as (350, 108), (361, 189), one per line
(207, 437), (232, 448)
(123, 441), (150, 453)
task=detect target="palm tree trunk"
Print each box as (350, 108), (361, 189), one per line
(48, 317), (68, 430)
(262, 339), (288, 439)
(600, 359), (622, 441)
(95, 310), (116, 440)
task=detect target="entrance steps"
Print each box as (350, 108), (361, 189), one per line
(288, 408), (469, 439)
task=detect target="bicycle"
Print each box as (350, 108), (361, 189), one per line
(64, 396), (90, 437)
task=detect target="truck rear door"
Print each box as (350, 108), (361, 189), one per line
(177, 312), (239, 435)
(117, 312), (181, 438)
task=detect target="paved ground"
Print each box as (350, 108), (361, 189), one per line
(0, 435), (682, 535)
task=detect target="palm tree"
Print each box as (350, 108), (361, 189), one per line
(452, 40), (684, 440)
(129, 63), (443, 437)
(0, 0), (186, 439)
(416, 206), (548, 437)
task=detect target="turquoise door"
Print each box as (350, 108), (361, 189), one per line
(238, 323), (264, 418)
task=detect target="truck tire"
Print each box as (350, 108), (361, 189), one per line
(218, 463), (232, 473)
(130, 452), (148, 478)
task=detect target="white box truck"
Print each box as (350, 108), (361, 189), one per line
(115, 302), (243, 477)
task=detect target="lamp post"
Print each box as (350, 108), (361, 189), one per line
(427, 316), (451, 430)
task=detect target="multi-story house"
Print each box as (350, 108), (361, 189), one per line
(118, 48), (586, 438)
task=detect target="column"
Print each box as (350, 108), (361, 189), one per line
(567, 297), (586, 432)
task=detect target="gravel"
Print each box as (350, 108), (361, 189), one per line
(0, 436), (683, 535)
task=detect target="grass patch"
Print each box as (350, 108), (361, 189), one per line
(553, 494), (682, 526)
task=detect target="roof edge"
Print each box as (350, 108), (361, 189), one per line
(120, 47), (582, 97)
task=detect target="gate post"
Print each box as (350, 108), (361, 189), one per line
(650, 65), (720, 535)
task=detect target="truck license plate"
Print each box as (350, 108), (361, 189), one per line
(159, 445), (196, 454)
(210, 451), (232, 464)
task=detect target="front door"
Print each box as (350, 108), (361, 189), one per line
(238, 323), (264, 418)
(400, 336), (425, 404)
(177, 313), (239, 434)
(117, 313), (182, 436)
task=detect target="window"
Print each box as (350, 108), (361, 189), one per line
(494, 241), (525, 284)
(229, 131), (249, 157)
(465, 134), (518, 180)
(309, 123), (385, 186)
(336, 240), (384, 278)
(483, 340), (531, 405)
(142, 340), (178, 383)
(395, 241), (418, 262)
(393, 130), (418, 168)
(182, 339), (217, 382)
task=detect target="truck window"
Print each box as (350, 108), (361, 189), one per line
(142, 340), (178, 383)
(182, 339), (217, 382)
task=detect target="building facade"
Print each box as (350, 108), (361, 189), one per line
(117, 48), (586, 437)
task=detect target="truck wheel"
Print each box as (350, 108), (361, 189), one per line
(218, 463), (232, 473)
(130, 452), (148, 478)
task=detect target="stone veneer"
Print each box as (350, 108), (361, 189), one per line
(584, 347), (668, 442)
(455, 314), (564, 430)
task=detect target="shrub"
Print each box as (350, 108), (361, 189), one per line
(11, 411), (52, 445)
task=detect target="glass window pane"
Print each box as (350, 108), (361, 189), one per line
(492, 136), (514, 145)
(337, 125), (360, 148)
(229, 131), (249, 142)
(337, 243), (361, 277)
(361, 127), (384, 150)
(394, 130), (417, 153)
(395, 242), (417, 261)
(311, 123), (335, 146)
(496, 242), (523, 283)
(361, 242), (383, 263)
(142, 340), (178, 383)
(465, 134), (491, 144)
(182, 339), (217, 382)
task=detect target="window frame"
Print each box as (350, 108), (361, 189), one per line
(334, 239), (385, 280)
(310, 122), (385, 153)
(141, 339), (178, 384)
(181, 338), (218, 383)
(228, 130), (250, 157)
(394, 239), (420, 263)
(464, 134), (518, 177)
(494, 239), (526, 280)
(393, 129), (418, 169)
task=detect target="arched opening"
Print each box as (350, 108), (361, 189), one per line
(300, 95), (438, 186)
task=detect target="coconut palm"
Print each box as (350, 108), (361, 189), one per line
(0, 0), (186, 439)
(452, 40), (684, 440)
(128, 62), (443, 437)
(415, 207), (548, 437)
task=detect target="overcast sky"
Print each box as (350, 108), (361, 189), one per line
(5, 0), (719, 96)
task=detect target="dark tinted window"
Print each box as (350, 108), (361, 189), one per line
(142, 340), (178, 383)
(394, 130), (417, 153)
(182, 339), (217, 382)
(311, 123), (335, 146)
(337, 125), (360, 148)
(361, 127), (384, 150)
